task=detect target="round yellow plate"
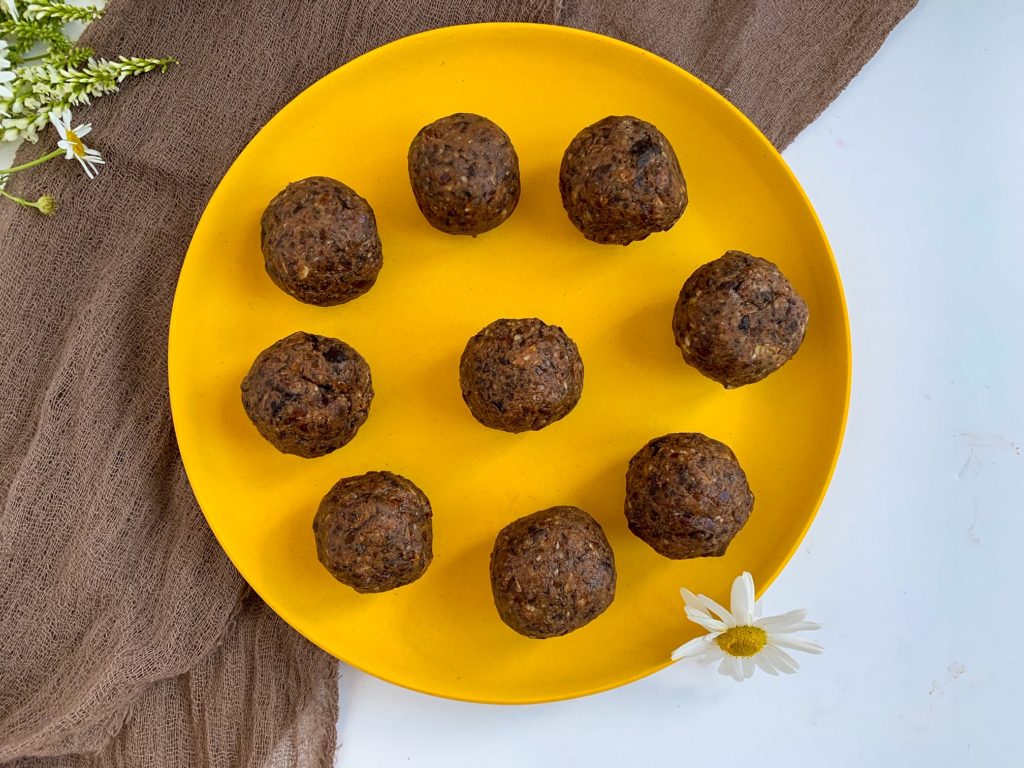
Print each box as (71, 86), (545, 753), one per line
(169, 23), (850, 704)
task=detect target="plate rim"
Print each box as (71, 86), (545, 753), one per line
(167, 21), (852, 704)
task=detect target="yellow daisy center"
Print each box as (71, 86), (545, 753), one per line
(65, 129), (86, 158)
(716, 625), (767, 657)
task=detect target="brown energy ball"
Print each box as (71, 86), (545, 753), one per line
(313, 471), (433, 593)
(490, 506), (616, 638)
(673, 250), (809, 388)
(261, 176), (382, 306)
(559, 115), (687, 245)
(625, 432), (754, 559)
(407, 113), (520, 235)
(240, 331), (373, 458)
(459, 318), (584, 433)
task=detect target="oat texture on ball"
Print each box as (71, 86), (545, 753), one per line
(673, 250), (809, 388)
(490, 506), (616, 639)
(240, 331), (373, 458)
(261, 176), (383, 306)
(625, 432), (754, 559)
(459, 317), (584, 433)
(313, 471), (433, 593)
(408, 112), (520, 236)
(559, 115), (687, 245)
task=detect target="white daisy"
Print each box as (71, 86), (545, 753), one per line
(2, 0), (18, 21)
(0, 40), (16, 101)
(49, 109), (105, 179)
(671, 571), (823, 681)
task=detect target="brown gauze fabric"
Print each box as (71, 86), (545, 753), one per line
(0, 0), (915, 765)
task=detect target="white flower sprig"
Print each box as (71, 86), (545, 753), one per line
(0, 39), (15, 99)
(0, 0), (174, 212)
(24, 1), (103, 24)
(2, 55), (175, 142)
(671, 571), (823, 681)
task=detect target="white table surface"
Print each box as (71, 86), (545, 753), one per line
(334, 2), (1022, 765)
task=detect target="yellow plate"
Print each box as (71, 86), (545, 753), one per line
(169, 23), (850, 704)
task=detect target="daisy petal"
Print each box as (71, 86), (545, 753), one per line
(770, 635), (824, 655)
(755, 609), (808, 632)
(755, 652), (780, 676)
(772, 621), (820, 633)
(730, 572), (755, 625)
(684, 606), (727, 633)
(681, 588), (727, 623)
(671, 635), (713, 661)
(79, 156), (103, 179)
(762, 644), (800, 674)
(728, 655), (745, 682)
(694, 593), (736, 627)
(698, 644), (724, 665)
(740, 655), (755, 679)
(680, 588), (713, 619)
(74, 123), (92, 138)
(679, 587), (699, 605)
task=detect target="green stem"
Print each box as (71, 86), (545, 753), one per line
(0, 187), (31, 205)
(16, 52), (51, 64)
(1, 148), (65, 175)
(0, 186), (48, 213)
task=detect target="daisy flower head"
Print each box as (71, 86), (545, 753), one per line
(0, 40), (15, 100)
(671, 571), (823, 681)
(49, 110), (105, 179)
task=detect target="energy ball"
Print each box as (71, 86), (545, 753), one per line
(625, 432), (753, 559)
(240, 331), (373, 458)
(673, 250), (809, 388)
(408, 113), (520, 235)
(559, 115), (687, 245)
(459, 318), (584, 433)
(261, 176), (382, 306)
(490, 506), (616, 639)
(313, 471), (433, 593)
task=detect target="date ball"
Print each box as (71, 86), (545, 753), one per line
(559, 115), (687, 245)
(408, 113), (520, 235)
(241, 331), (373, 458)
(673, 250), (809, 388)
(460, 318), (584, 433)
(261, 176), (382, 306)
(625, 433), (753, 559)
(313, 471), (433, 593)
(490, 506), (616, 638)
